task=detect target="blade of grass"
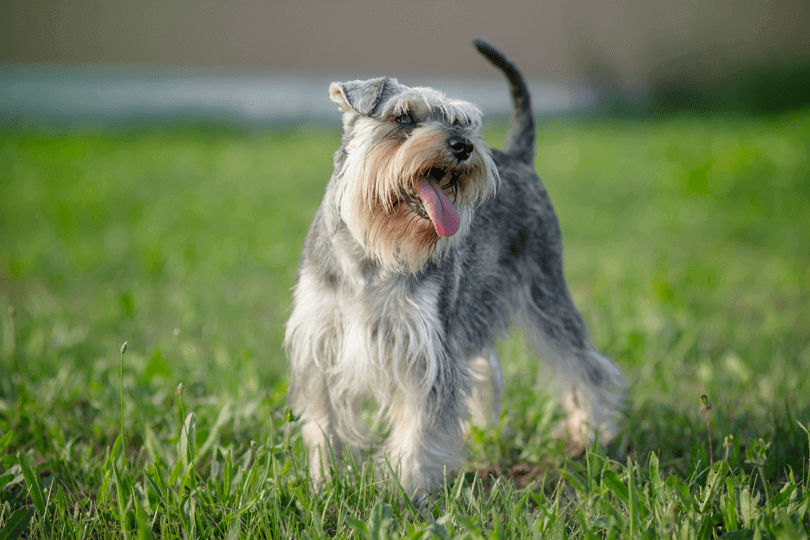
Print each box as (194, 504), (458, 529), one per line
(179, 412), (197, 469)
(120, 341), (127, 469)
(0, 507), (36, 540)
(18, 453), (46, 519)
(112, 459), (131, 540)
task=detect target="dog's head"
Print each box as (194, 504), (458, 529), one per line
(328, 77), (498, 274)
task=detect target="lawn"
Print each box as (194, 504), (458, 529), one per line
(1, 111), (809, 538)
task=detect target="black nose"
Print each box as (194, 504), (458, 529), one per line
(447, 136), (474, 162)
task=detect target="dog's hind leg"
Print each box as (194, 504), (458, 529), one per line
(513, 278), (626, 448)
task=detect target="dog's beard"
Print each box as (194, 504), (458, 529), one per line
(342, 168), (490, 274)
(395, 166), (463, 238)
(334, 123), (497, 274)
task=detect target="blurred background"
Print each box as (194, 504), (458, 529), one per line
(2, 0), (809, 127)
(1, 5), (810, 534)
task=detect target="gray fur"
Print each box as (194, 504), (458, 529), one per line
(330, 77), (404, 116)
(285, 40), (627, 499)
(473, 38), (535, 163)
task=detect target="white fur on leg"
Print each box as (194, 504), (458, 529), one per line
(384, 387), (466, 498)
(563, 348), (626, 445)
(549, 346), (626, 446)
(287, 261), (463, 491)
(467, 349), (504, 428)
(301, 413), (332, 486)
(515, 310), (626, 447)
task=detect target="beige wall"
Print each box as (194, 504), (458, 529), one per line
(2, 0), (808, 88)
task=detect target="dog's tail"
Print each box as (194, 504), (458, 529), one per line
(473, 38), (535, 164)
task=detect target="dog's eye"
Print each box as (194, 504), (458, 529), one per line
(396, 113), (416, 126)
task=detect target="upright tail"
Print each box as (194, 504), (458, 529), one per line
(473, 39), (535, 164)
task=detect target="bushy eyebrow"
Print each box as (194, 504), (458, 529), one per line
(382, 93), (481, 126)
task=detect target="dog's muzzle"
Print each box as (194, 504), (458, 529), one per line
(447, 136), (474, 162)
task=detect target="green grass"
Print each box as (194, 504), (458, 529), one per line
(1, 111), (809, 538)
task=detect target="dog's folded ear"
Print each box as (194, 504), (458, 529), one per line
(329, 77), (400, 116)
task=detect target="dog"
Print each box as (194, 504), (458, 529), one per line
(284, 39), (626, 498)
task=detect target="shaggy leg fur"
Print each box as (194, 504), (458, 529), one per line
(467, 349), (504, 428)
(513, 295), (625, 447)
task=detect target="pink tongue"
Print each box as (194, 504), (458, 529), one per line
(417, 178), (460, 237)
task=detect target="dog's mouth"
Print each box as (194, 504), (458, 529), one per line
(395, 167), (461, 238)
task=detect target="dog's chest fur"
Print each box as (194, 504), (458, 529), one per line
(293, 221), (447, 404)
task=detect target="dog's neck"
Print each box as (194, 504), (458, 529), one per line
(320, 188), (440, 281)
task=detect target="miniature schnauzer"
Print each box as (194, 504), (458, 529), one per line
(285, 39), (626, 497)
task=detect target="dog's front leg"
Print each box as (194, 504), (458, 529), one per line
(383, 369), (468, 500)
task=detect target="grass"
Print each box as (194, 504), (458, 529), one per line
(1, 110), (809, 538)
